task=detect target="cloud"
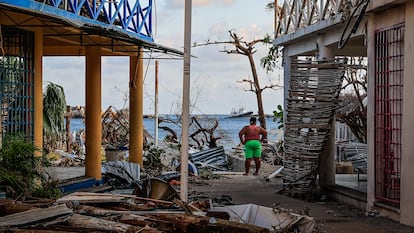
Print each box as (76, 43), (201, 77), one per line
(43, 1), (283, 115)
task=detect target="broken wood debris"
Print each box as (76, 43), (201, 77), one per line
(0, 192), (271, 233)
(101, 106), (130, 149)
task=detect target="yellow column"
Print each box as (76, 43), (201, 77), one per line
(33, 29), (43, 157)
(85, 46), (102, 180)
(129, 49), (144, 166)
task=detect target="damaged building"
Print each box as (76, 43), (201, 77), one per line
(273, 0), (414, 227)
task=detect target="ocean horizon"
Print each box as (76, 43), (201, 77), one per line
(70, 114), (282, 150)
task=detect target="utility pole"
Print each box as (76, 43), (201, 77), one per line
(154, 60), (159, 147)
(180, 0), (192, 202)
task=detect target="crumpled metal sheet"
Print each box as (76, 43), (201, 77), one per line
(212, 204), (315, 233)
(190, 147), (228, 171)
(102, 161), (140, 186)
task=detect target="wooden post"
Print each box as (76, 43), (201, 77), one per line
(65, 105), (72, 153)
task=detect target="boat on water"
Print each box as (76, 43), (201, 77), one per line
(229, 107), (253, 118)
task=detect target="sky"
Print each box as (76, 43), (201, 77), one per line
(43, 0), (284, 115)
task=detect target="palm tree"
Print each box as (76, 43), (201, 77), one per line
(43, 82), (67, 152)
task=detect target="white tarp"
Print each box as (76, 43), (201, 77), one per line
(213, 204), (315, 233)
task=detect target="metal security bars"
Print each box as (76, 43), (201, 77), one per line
(0, 27), (34, 141)
(374, 23), (404, 207)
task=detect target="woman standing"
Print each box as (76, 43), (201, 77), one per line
(239, 117), (267, 175)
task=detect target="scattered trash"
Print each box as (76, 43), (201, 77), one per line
(133, 178), (180, 202)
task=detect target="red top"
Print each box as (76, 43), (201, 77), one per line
(239, 124), (267, 144)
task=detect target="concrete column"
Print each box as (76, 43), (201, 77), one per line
(129, 49), (144, 166)
(401, 1), (414, 226)
(85, 46), (102, 180)
(317, 35), (335, 187)
(283, 47), (291, 121)
(366, 12), (376, 212)
(33, 29), (43, 157)
(317, 37), (334, 61)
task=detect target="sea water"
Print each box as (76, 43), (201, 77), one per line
(69, 115), (282, 150)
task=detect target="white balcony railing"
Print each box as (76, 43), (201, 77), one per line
(274, 0), (361, 38)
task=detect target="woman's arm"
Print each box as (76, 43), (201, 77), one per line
(239, 126), (246, 144)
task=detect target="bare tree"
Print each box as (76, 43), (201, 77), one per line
(337, 57), (367, 143)
(194, 30), (281, 129)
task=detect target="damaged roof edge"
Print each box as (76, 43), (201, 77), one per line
(0, 1), (184, 57)
(80, 24), (184, 57)
(273, 15), (344, 47)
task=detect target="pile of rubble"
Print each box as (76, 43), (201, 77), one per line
(0, 192), (271, 233)
(0, 177), (314, 233)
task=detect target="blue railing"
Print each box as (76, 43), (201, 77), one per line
(1, 0), (153, 42)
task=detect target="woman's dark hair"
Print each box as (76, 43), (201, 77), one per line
(249, 117), (256, 124)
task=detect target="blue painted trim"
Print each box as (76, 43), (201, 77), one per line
(95, 178), (106, 186)
(0, 0), (153, 43)
(58, 177), (97, 194)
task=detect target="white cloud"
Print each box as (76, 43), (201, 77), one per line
(43, 1), (283, 115)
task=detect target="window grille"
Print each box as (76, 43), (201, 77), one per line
(0, 27), (34, 142)
(374, 23), (404, 207)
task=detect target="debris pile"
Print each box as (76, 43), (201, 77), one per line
(0, 193), (237, 232)
(0, 189), (315, 233)
(102, 106), (130, 149)
(336, 142), (367, 173)
(47, 149), (85, 167)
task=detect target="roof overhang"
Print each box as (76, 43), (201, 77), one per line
(0, 1), (183, 58)
(273, 14), (367, 57)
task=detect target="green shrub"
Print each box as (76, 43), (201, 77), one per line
(0, 135), (61, 199)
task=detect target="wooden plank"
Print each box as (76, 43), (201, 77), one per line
(57, 192), (174, 205)
(64, 214), (145, 233)
(0, 204), (73, 227)
(11, 230), (76, 233)
(151, 213), (270, 233)
(0, 200), (34, 216)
